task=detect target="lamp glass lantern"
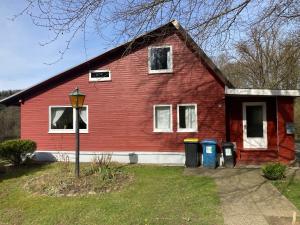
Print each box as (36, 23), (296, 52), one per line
(69, 88), (85, 108)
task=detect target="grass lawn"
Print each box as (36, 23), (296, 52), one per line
(0, 163), (222, 225)
(273, 172), (300, 210)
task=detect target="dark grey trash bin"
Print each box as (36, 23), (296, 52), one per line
(222, 142), (235, 168)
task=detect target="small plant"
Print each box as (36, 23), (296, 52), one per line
(57, 152), (71, 173)
(84, 154), (117, 180)
(262, 162), (287, 180)
(0, 139), (36, 165)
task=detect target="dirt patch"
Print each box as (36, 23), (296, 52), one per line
(23, 158), (133, 197)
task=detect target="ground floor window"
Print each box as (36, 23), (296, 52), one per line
(177, 104), (197, 132)
(49, 106), (88, 133)
(153, 105), (172, 132)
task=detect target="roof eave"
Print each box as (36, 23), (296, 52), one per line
(225, 87), (300, 97)
(171, 20), (234, 88)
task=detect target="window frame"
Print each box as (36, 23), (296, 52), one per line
(153, 104), (173, 133)
(148, 45), (173, 74)
(89, 70), (111, 82)
(48, 105), (89, 134)
(177, 104), (198, 132)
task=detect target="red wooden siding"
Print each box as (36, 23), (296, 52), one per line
(227, 96), (295, 164)
(20, 32), (226, 152)
(277, 97), (295, 163)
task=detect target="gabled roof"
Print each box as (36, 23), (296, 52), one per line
(0, 20), (233, 106)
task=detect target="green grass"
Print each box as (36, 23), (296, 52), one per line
(0, 163), (222, 225)
(273, 174), (300, 210)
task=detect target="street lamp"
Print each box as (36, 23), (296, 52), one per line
(69, 87), (85, 178)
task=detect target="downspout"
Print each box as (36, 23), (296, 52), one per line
(276, 96), (279, 154)
(19, 99), (23, 139)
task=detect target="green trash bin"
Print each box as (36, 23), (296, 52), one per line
(184, 138), (200, 168)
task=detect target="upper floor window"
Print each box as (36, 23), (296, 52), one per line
(49, 106), (88, 133)
(148, 46), (173, 74)
(177, 104), (197, 132)
(89, 70), (111, 82)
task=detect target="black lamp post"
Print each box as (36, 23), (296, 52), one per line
(69, 87), (85, 178)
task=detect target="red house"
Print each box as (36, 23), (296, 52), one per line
(1, 20), (299, 165)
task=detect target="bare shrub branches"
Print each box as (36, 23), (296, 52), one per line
(15, 0), (299, 59)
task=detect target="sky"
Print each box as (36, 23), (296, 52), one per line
(0, 1), (108, 90)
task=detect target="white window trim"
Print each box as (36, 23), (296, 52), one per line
(48, 105), (89, 134)
(148, 45), (173, 74)
(177, 104), (198, 132)
(153, 104), (173, 133)
(89, 70), (111, 82)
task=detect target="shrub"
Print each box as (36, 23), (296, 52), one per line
(262, 162), (287, 180)
(84, 154), (118, 180)
(0, 139), (36, 165)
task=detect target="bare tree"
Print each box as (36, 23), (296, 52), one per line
(218, 26), (300, 89)
(14, 0), (300, 61)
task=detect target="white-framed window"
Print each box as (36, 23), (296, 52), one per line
(177, 104), (197, 132)
(89, 70), (111, 82)
(49, 105), (89, 133)
(148, 45), (173, 74)
(153, 105), (172, 132)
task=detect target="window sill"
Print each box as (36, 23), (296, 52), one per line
(148, 70), (173, 75)
(177, 130), (198, 133)
(48, 130), (89, 134)
(153, 130), (173, 133)
(89, 79), (112, 82)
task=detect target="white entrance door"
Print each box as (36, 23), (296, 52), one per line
(242, 102), (267, 149)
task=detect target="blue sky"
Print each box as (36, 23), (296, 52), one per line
(0, 1), (256, 91)
(0, 1), (109, 90)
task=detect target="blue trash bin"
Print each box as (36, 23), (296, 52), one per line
(201, 139), (217, 168)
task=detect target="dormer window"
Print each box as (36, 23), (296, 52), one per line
(89, 70), (111, 82)
(148, 46), (173, 74)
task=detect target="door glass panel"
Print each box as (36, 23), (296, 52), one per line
(246, 105), (263, 137)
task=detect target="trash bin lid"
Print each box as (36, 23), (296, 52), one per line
(184, 138), (199, 143)
(201, 139), (217, 144)
(222, 142), (234, 147)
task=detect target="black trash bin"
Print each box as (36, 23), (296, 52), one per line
(184, 138), (200, 167)
(222, 142), (235, 168)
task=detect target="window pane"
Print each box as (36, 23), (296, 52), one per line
(91, 71), (110, 78)
(179, 106), (196, 129)
(246, 106), (263, 137)
(51, 107), (73, 129)
(155, 106), (171, 130)
(150, 47), (170, 70)
(79, 107), (87, 130)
